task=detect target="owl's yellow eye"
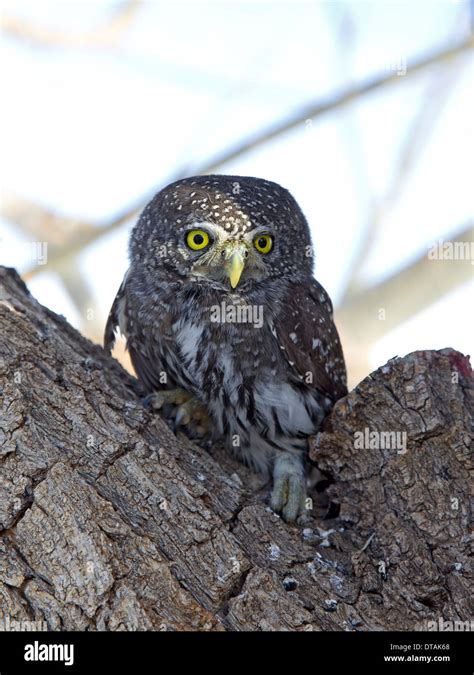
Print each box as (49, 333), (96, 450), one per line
(253, 234), (273, 254)
(186, 229), (210, 250)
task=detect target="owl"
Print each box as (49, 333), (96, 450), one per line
(105, 175), (347, 522)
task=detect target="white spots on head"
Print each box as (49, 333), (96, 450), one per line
(141, 175), (312, 280)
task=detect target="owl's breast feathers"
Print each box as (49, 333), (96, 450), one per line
(105, 272), (347, 439)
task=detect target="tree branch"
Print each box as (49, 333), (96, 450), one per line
(341, 50), (470, 302)
(336, 223), (474, 343)
(9, 36), (472, 284)
(1, 1), (143, 49)
(0, 266), (471, 630)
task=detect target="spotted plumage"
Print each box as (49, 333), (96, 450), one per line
(105, 175), (347, 521)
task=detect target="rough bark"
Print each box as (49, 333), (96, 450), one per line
(0, 266), (471, 631)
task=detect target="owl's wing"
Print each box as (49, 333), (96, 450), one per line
(104, 271), (176, 392)
(271, 279), (347, 402)
(104, 271), (129, 354)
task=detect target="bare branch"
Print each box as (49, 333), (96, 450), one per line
(1, 265), (471, 632)
(55, 257), (104, 341)
(6, 38), (472, 285)
(341, 39), (471, 302)
(1, 191), (87, 246)
(198, 36), (473, 175)
(1, 0), (142, 49)
(336, 223), (474, 346)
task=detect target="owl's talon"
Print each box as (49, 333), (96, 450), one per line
(146, 389), (211, 440)
(174, 398), (210, 438)
(143, 393), (157, 410)
(144, 388), (192, 410)
(175, 406), (191, 427)
(271, 454), (307, 523)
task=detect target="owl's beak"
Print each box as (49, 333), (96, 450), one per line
(228, 251), (245, 288)
(225, 245), (247, 289)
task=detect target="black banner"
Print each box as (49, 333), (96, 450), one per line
(0, 631), (471, 674)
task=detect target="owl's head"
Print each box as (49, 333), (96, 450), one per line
(130, 175), (313, 291)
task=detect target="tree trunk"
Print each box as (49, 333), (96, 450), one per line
(0, 266), (471, 631)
